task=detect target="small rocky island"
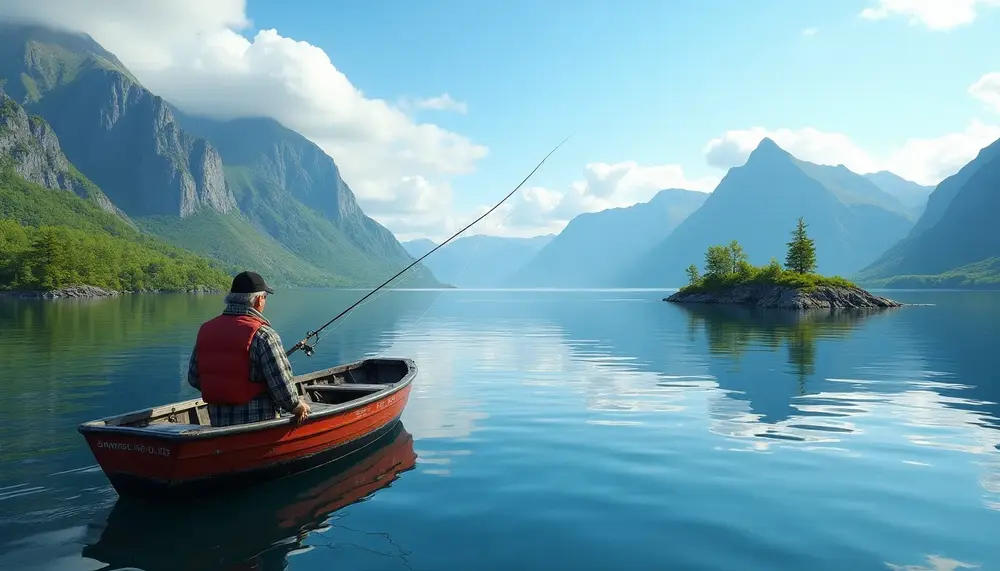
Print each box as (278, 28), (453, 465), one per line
(664, 217), (902, 310)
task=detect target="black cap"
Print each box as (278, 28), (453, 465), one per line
(230, 271), (275, 295)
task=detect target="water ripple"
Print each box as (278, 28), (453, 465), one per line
(1, 289), (999, 570)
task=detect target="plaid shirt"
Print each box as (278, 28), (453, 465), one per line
(187, 303), (301, 427)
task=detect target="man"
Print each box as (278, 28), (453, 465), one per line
(187, 271), (311, 427)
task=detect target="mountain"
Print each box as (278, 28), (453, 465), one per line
(402, 238), (436, 259)
(170, 114), (440, 288)
(0, 22), (235, 218)
(857, 136), (1000, 287)
(401, 234), (554, 287)
(507, 189), (709, 287)
(863, 171), (934, 218)
(616, 138), (916, 287)
(0, 91), (229, 292)
(0, 85), (128, 221)
(0, 22), (441, 288)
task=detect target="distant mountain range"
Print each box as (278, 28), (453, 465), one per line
(3, 23), (995, 292)
(614, 138), (918, 287)
(0, 22), (440, 288)
(401, 234), (553, 287)
(506, 189), (708, 287)
(862, 171), (934, 218)
(404, 137), (983, 290)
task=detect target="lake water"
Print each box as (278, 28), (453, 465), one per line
(1, 288), (999, 571)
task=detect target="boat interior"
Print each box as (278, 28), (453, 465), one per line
(90, 358), (411, 430)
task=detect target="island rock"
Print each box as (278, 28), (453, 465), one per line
(664, 284), (902, 309)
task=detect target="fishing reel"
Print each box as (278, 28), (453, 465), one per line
(299, 329), (319, 357)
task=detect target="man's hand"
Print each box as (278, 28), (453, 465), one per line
(293, 401), (311, 424)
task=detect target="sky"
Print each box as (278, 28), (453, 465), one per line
(0, 0), (998, 241)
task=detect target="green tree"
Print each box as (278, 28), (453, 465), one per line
(685, 264), (700, 285)
(704, 245), (733, 279)
(785, 217), (817, 274)
(727, 240), (748, 275)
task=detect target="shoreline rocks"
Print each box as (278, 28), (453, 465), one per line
(664, 283), (902, 310)
(0, 285), (120, 299)
(0, 284), (223, 299)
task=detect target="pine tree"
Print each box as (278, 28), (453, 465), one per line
(685, 264), (700, 285)
(727, 240), (748, 274)
(785, 217), (817, 274)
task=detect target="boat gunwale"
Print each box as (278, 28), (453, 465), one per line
(76, 357), (417, 441)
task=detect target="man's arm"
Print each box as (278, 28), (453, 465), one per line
(251, 325), (302, 413)
(187, 347), (200, 390)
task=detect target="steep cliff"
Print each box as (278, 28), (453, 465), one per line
(0, 23), (235, 218)
(173, 114), (440, 287)
(0, 22), (443, 288)
(0, 86), (127, 220)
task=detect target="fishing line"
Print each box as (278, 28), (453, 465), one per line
(371, 207), (517, 359)
(292, 206), (514, 367)
(286, 134), (572, 359)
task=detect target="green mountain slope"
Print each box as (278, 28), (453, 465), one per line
(856, 136), (1000, 288)
(0, 23), (236, 219)
(0, 22), (441, 289)
(0, 154), (228, 292)
(136, 210), (345, 287)
(171, 115), (440, 287)
(1, 86), (128, 220)
(616, 139), (915, 287)
(507, 189), (708, 287)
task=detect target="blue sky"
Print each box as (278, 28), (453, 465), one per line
(8, 0), (998, 240)
(243, 0), (1000, 225)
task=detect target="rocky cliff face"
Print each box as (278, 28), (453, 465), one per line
(29, 69), (236, 218)
(0, 22), (443, 288)
(172, 114), (440, 285)
(0, 87), (128, 219)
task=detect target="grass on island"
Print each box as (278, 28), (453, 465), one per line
(677, 217), (857, 294)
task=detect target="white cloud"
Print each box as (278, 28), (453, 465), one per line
(859, 0), (1000, 30)
(400, 93), (469, 114)
(0, 0), (487, 231)
(969, 72), (1000, 113)
(801, 27), (819, 37)
(702, 121), (1000, 186)
(386, 159), (719, 242)
(468, 161), (720, 240)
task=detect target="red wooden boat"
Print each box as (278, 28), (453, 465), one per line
(81, 422), (417, 570)
(78, 357), (416, 498)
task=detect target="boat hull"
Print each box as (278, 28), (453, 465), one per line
(79, 358), (415, 499)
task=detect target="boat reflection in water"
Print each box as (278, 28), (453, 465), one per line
(82, 421), (417, 571)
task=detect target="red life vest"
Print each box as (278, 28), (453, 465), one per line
(194, 313), (268, 405)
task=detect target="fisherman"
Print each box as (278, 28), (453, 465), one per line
(187, 271), (311, 427)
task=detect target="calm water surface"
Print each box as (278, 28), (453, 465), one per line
(1, 289), (998, 571)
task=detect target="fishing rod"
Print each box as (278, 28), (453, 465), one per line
(286, 134), (573, 358)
